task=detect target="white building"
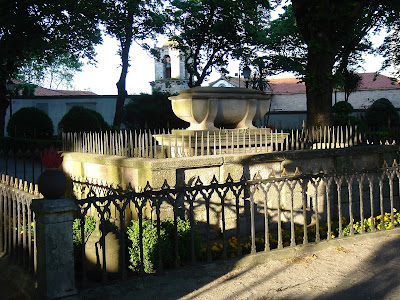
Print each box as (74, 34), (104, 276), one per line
(210, 73), (400, 128)
(5, 83), (117, 135)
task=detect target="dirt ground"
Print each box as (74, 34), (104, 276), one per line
(79, 228), (400, 300)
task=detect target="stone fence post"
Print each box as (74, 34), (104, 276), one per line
(31, 198), (78, 300)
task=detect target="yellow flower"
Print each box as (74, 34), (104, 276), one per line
(211, 245), (219, 252)
(331, 234), (335, 239)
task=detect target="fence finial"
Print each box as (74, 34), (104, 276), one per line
(268, 169), (276, 178)
(294, 167), (302, 175)
(253, 171), (262, 180)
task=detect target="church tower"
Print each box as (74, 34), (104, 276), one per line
(150, 39), (189, 94)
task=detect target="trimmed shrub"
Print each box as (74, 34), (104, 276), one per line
(332, 101), (364, 127)
(332, 101), (353, 115)
(58, 106), (109, 133)
(7, 107), (54, 138)
(365, 98), (399, 129)
(126, 217), (201, 273)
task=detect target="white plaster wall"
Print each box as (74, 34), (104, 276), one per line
(271, 89), (400, 112)
(5, 96), (117, 136)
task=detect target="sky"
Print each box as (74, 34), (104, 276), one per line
(71, 14), (390, 96)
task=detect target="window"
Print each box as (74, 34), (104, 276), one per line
(163, 55), (171, 79)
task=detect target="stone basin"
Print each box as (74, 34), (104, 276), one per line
(169, 87), (272, 130)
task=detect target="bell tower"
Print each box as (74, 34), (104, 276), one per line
(151, 39), (189, 94)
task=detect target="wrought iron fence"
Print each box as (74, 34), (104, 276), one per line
(73, 159), (400, 285)
(0, 174), (39, 275)
(0, 149), (44, 184)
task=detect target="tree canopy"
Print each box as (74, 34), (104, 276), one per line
(168, 0), (272, 87)
(290, 0), (400, 127)
(0, 0), (102, 136)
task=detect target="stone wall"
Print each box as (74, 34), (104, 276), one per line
(63, 145), (398, 237)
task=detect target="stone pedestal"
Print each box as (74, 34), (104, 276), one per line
(31, 198), (78, 300)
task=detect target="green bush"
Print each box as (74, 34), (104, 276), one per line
(72, 216), (97, 272)
(126, 217), (201, 273)
(332, 101), (364, 127)
(365, 98), (400, 129)
(58, 106), (109, 133)
(333, 101), (353, 115)
(7, 107), (53, 138)
(72, 216), (97, 246)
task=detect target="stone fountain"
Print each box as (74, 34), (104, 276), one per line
(153, 87), (287, 157)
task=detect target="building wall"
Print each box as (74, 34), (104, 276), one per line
(5, 96), (117, 136)
(266, 89), (400, 128)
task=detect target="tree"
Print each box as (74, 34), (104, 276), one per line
(16, 54), (83, 89)
(168, 0), (272, 88)
(122, 92), (187, 130)
(333, 70), (362, 102)
(0, 0), (102, 136)
(378, 24), (400, 78)
(291, 0), (400, 127)
(100, 0), (166, 128)
(257, 5), (307, 77)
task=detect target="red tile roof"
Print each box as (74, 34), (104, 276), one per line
(269, 77), (305, 94)
(210, 73), (400, 94)
(11, 79), (97, 96)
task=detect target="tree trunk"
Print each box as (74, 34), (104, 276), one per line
(305, 51), (335, 127)
(113, 39), (131, 128)
(0, 84), (8, 137)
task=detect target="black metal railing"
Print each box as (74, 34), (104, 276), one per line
(0, 150), (44, 184)
(73, 160), (400, 285)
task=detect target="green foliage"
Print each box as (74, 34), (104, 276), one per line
(169, 0), (271, 87)
(72, 216), (97, 273)
(72, 216), (97, 246)
(122, 92), (187, 130)
(58, 106), (109, 133)
(289, 0), (398, 126)
(333, 101), (354, 115)
(16, 54), (83, 90)
(13, 83), (37, 96)
(7, 107), (53, 138)
(256, 5), (306, 77)
(126, 217), (201, 273)
(332, 101), (364, 126)
(365, 98), (400, 129)
(333, 70), (362, 102)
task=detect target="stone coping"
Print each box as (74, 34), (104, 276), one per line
(62, 145), (398, 172)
